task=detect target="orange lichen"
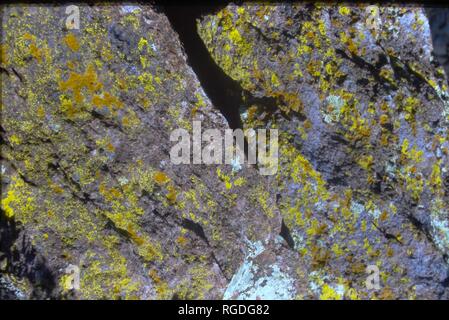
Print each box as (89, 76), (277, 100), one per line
(0, 44), (8, 65)
(64, 33), (80, 52)
(29, 43), (42, 62)
(92, 92), (124, 111)
(59, 64), (103, 103)
(154, 171), (170, 185)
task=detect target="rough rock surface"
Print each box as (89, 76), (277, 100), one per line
(1, 3), (449, 300)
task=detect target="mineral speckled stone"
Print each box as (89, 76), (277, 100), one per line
(1, 3), (449, 300)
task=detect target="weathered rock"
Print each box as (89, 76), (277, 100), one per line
(197, 3), (449, 299)
(1, 3), (449, 300)
(0, 4), (280, 299)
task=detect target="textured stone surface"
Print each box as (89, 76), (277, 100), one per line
(198, 3), (449, 299)
(0, 4), (279, 299)
(1, 3), (449, 300)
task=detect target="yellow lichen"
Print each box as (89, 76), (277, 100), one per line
(338, 6), (351, 16)
(1, 176), (35, 219)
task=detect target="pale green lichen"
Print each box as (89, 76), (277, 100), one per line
(322, 95), (345, 124)
(430, 199), (449, 263)
(223, 241), (296, 300)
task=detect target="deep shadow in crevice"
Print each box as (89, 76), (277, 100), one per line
(280, 219), (295, 250)
(0, 210), (57, 299)
(159, 3), (302, 165)
(160, 4), (244, 130)
(181, 218), (210, 246)
(159, 3), (290, 163)
(426, 8), (449, 86)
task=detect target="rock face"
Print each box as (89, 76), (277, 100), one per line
(1, 3), (449, 300)
(0, 4), (279, 299)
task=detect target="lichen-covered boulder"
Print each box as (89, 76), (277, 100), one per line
(0, 4), (280, 299)
(1, 3), (449, 300)
(198, 3), (449, 299)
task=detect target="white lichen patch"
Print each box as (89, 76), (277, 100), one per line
(322, 95), (345, 124)
(223, 261), (296, 300)
(430, 199), (449, 263)
(224, 241), (296, 300)
(231, 156), (242, 172)
(368, 206), (381, 220)
(120, 5), (141, 14)
(350, 201), (365, 217)
(0, 276), (27, 299)
(434, 84), (449, 123)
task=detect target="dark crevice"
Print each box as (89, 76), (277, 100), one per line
(211, 252), (230, 282)
(180, 217), (230, 280)
(181, 218), (209, 246)
(160, 4), (244, 131)
(426, 8), (449, 85)
(280, 219), (295, 250)
(400, 204), (449, 268)
(11, 67), (24, 83)
(326, 176), (348, 187)
(441, 274), (449, 288)
(0, 66), (10, 77)
(0, 210), (57, 299)
(406, 213), (434, 245)
(372, 221), (403, 245)
(159, 4), (301, 164)
(335, 48), (398, 91)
